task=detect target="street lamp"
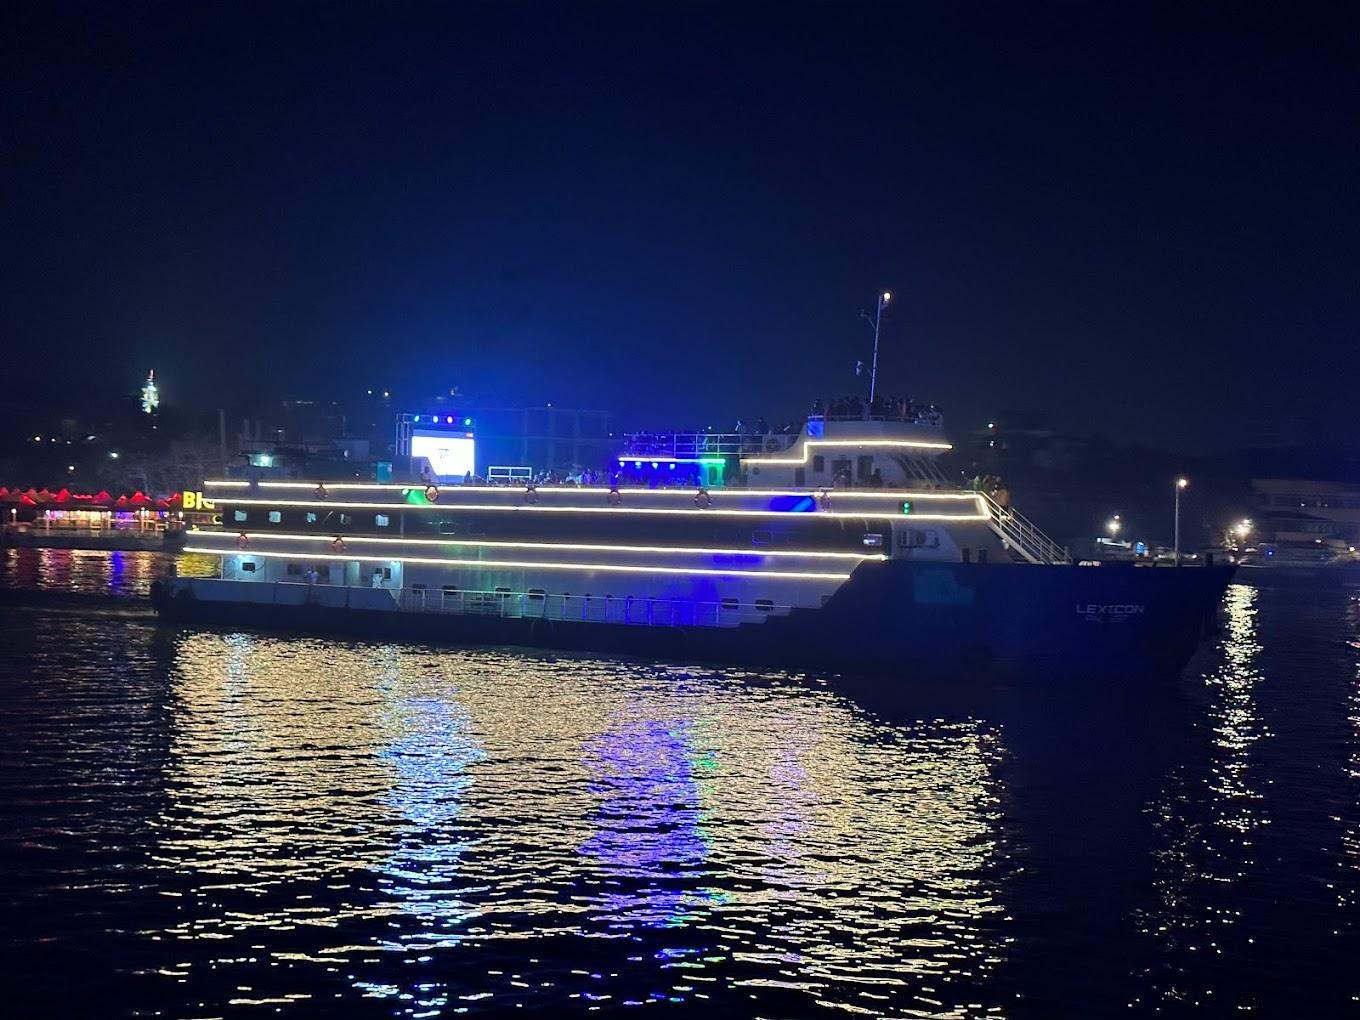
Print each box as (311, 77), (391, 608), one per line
(1174, 477), (1189, 565)
(866, 290), (892, 404)
(1234, 518), (1252, 540)
(1107, 514), (1121, 538)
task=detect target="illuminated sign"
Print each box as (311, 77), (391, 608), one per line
(901, 500), (913, 515)
(181, 490), (215, 511)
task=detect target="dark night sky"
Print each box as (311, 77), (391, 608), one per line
(3, 2), (1355, 448)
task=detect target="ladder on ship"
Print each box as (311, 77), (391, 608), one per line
(979, 492), (1071, 565)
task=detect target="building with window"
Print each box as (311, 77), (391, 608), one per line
(1251, 478), (1360, 546)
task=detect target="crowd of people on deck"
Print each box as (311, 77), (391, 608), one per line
(811, 395), (943, 425)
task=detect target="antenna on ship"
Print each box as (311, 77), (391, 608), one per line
(860, 290), (892, 403)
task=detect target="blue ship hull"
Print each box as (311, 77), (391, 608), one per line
(151, 562), (1235, 680)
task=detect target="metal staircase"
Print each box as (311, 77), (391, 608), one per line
(979, 492), (1071, 565)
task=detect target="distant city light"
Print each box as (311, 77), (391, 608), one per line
(109, 451), (120, 459)
(1107, 514), (1121, 537)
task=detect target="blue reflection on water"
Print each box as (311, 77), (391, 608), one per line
(580, 717), (715, 932)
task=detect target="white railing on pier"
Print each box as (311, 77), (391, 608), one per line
(979, 493), (1071, 565)
(397, 586), (794, 629)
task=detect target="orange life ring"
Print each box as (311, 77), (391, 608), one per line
(236, 533), (249, 550)
(425, 484), (439, 502)
(694, 489), (712, 509)
(607, 488), (622, 506)
(314, 483), (328, 500)
(524, 486), (539, 504)
(331, 536), (345, 552)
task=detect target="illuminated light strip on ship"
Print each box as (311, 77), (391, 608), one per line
(206, 497), (989, 522)
(189, 531), (888, 560)
(740, 438), (953, 465)
(183, 547), (852, 580)
(617, 456), (726, 465)
(203, 480), (977, 499)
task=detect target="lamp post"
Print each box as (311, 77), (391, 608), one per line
(867, 291), (891, 404)
(1107, 514), (1121, 538)
(1174, 477), (1189, 565)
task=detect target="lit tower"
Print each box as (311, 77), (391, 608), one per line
(140, 369), (159, 414)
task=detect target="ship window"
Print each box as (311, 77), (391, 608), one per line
(812, 455), (825, 472)
(899, 529), (938, 549)
(268, 510), (282, 523)
(233, 510), (248, 523)
(862, 533), (884, 548)
(241, 561), (256, 572)
(755, 599), (774, 612)
(528, 588), (546, 600)
(306, 512), (318, 523)
(339, 513), (353, 526)
(721, 597), (739, 611)
(441, 585), (458, 594)
(375, 514), (390, 527)
(412, 583), (426, 591)
(856, 455), (873, 480)
(495, 586), (512, 597)
(286, 563), (303, 576)
(794, 468), (805, 487)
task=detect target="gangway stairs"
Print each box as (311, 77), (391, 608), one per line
(979, 492), (1071, 565)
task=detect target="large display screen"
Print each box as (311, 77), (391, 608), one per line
(409, 433), (475, 480)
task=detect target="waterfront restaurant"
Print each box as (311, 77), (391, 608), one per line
(0, 487), (184, 533)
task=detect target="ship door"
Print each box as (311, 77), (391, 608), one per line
(344, 561), (362, 587)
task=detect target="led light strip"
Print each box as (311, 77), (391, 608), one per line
(741, 438), (953, 466)
(208, 496), (989, 522)
(184, 547), (852, 580)
(203, 480), (977, 499)
(190, 531), (887, 560)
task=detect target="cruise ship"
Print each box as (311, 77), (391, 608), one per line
(151, 407), (1235, 677)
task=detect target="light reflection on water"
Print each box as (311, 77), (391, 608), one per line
(142, 633), (1009, 1016)
(1131, 585), (1270, 1010)
(8, 569), (1360, 1016)
(0, 547), (216, 597)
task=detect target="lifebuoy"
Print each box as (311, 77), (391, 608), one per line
(524, 486), (539, 504)
(236, 533), (249, 550)
(607, 488), (622, 506)
(694, 489), (712, 509)
(425, 484), (439, 502)
(314, 483), (328, 500)
(332, 536), (345, 553)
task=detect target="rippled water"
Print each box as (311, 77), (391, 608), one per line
(2, 567), (1359, 1017)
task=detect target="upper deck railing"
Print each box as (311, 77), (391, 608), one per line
(623, 409), (945, 459)
(621, 432), (798, 458)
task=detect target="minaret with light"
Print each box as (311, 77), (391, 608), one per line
(140, 369), (159, 415)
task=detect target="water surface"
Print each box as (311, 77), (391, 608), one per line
(2, 563), (1359, 1017)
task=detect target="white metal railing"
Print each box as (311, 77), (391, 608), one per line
(396, 586), (794, 628)
(621, 432), (798, 458)
(979, 493), (1071, 565)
